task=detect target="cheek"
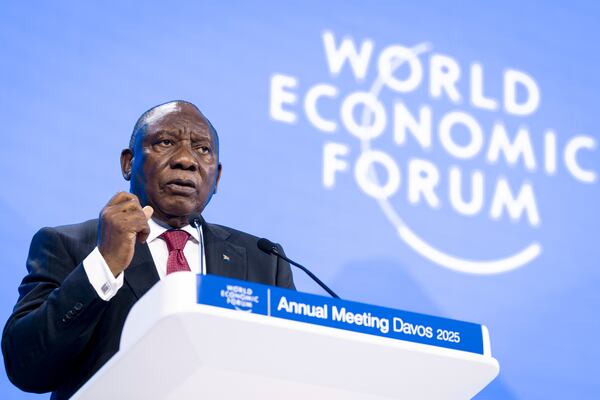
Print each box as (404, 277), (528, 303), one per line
(205, 164), (218, 180)
(142, 160), (166, 184)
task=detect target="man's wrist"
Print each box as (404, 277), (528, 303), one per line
(83, 247), (125, 301)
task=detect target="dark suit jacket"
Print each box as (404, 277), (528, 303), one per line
(2, 218), (294, 399)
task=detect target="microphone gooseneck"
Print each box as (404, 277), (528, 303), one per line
(188, 214), (205, 275)
(257, 238), (340, 299)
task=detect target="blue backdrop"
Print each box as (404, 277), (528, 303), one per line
(1, 1), (599, 399)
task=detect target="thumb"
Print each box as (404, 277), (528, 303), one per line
(142, 205), (154, 220)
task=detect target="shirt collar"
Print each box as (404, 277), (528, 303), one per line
(147, 218), (200, 244)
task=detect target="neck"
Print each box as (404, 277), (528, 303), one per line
(153, 213), (191, 229)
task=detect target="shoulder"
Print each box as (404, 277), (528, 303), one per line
(204, 222), (286, 252)
(24, 219), (99, 276)
(32, 219), (98, 249)
(204, 222), (288, 257)
(206, 222), (261, 243)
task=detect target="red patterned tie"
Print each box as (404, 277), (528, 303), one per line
(160, 230), (191, 275)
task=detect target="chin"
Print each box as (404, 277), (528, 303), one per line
(158, 198), (200, 218)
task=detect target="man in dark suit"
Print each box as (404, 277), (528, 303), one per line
(2, 101), (295, 399)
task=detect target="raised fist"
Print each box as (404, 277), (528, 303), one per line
(97, 192), (153, 277)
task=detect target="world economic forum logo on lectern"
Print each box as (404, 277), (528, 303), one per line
(268, 30), (597, 274)
(220, 284), (259, 312)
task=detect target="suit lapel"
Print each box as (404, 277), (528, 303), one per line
(124, 241), (160, 299)
(202, 219), (247, 281)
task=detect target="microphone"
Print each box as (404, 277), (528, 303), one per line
(188, 214), (206, 275)
(257, 238), (340, 299)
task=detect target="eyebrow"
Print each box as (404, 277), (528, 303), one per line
(150, 129), (213, 140)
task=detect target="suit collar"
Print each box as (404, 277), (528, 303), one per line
(146, 218), (200, 243)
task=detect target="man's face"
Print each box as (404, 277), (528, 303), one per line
(121, 103), (222, 227)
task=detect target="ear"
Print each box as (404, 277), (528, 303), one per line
(120, 149), (133, 181)
(213, 163), (222, 194)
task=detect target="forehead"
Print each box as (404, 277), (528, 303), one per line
(143, 102), (180, 126)
(143, 103), (213, 139)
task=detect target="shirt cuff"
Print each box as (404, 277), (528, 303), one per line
(83, 247), (124, 301)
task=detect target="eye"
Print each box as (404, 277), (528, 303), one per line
(196, 145), (211, 154)
(154, 139), (174, 148)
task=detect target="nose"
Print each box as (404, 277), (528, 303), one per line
(169, 144), (198, 171)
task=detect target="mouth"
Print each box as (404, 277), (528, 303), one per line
(165, 178), (197, 195)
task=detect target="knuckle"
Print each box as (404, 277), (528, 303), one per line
(126, 204), (142, 213)
(100, 208), (112, 220)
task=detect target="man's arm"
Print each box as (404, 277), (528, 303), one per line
(2, 227), (110, 393)
(2, 193), (153, 393)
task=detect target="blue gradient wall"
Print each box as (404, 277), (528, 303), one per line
(1, 2), (598, 399)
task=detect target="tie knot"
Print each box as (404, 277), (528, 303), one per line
(160, 230), (190, 251)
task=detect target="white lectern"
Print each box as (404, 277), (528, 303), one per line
(72, 272), (499, 400)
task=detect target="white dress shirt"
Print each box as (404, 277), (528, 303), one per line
(83, 218), (205, 301)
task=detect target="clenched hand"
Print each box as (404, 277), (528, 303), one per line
(98, 192), (153, 277)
